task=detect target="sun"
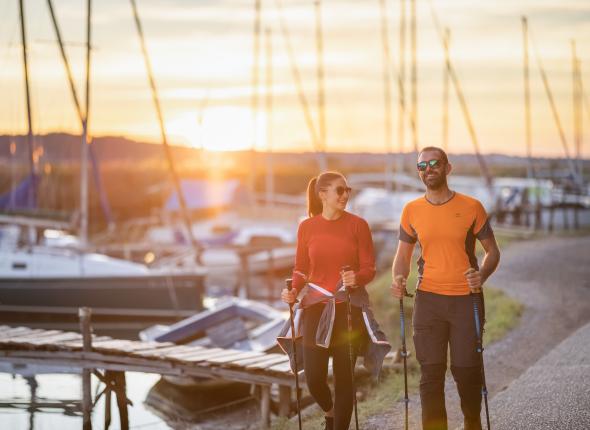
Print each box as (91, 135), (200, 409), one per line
(167, 106), (266, 152)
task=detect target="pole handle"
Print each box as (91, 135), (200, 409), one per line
(341, 265), (353, 291)
(285, 278), (298, 305)
(395, 275), (414, 298)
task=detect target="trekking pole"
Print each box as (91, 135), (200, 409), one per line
(342, 265), (359, 430)
(472, 291), (491, 430)
(397, 277), (413, 430)
(286, 278), (303, 430)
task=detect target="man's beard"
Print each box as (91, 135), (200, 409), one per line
(421, 172), (447, 190)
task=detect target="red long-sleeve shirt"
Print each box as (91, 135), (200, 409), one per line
(292, 211), (376, 299)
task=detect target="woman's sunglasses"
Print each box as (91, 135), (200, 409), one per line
(335, 186), (352, 196)
(417, 159), (442, 171)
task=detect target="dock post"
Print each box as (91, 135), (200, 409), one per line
(113, 371), (129, 430)
(534, 202), (542, 231)
(79, 307), (93, 430)
(104, 381), (112, 430)
(239, 250), (251, 299)
(260, 384), (271, 429)
(278, 385), (291, 417)
(266, 247), (276, 299)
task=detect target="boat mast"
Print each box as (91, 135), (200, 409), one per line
(522, 17), (534, 180)
(129, 0), (202, 261)
(397, 0), (406, 178)
(572, 41), (582, 180)
(274, 0), (324, 170)
(46, 0), (92, 246)
(379, 0), (394, 191)
(18, 0), (36, 208)
(530, 25), (580, 186)
(429, 2), (494, 195)
(265, 27), (275, 207)
(250, 0), (262, 198)
(442, 28), (450, 152)
(410, 0), (418, 152)
(47, 0), (116, 241)
(315, 0), (327, 157)
(81, 0), (91, 248)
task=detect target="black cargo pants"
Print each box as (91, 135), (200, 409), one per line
(412, 289), (485, 430)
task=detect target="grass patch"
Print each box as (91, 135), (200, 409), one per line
(480, 286), (523, 345)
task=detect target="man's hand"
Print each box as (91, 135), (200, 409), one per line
(341, 270), (357, 288)
(391, 275), (407, 299)
(464, 268), (482, 293)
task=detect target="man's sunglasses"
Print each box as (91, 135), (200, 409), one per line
(335, 186), (352, 196)
(417, 159), (442, 171)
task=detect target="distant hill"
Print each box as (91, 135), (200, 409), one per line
(0, 133), (187, 164)
(0, 132), (587, 178)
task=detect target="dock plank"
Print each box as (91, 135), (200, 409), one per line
(123, 342), (176, 353)
(91, 340), (148, 353)
(58, 336), (112, 349)
(209, 351), (266, 364)
(172, 348), (228, 362)
(246, 355), (290, 370)
(0, 327), (38, 339)
(1, 330), (63, 345)
(229, 353), (286, 367)
(0, 328), (47, 341)
(267, 361), (294, 373)
(133, 345), (194, 358)
(0, 326), (305, 393)
(27, 333), (82, 346)
(199, 350), (265, 365)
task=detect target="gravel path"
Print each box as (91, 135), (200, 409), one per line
(364, 234), (590, 430)
(491, 321), (590, 429)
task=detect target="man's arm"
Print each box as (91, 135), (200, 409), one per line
(479, 235), (500, 285)
(465, 235), (501, 291)
(391, 240), (415, 298)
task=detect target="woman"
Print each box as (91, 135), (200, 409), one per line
(279, 171), (390, 430)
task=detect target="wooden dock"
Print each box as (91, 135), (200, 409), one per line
(0, 321), (303, 429)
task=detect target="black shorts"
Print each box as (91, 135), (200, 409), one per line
(412, 289), (485, 368)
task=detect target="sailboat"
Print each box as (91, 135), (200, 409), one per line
(0, 1), (207, 329)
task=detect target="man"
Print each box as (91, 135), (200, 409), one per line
(391, 146), (501, 430)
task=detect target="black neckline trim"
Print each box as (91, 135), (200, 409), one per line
(424, 191), (456, 206)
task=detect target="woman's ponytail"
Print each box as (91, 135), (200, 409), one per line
(306, 171), (346, 218)
(307, 177), (322, 217)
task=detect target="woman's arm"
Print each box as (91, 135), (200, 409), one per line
(292, 221), (310, 293)
(354, 218), (376, 286)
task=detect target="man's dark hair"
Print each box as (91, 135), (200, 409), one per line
(418, 146), (449, 164)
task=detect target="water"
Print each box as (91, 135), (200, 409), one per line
(0, 371), (168, 430)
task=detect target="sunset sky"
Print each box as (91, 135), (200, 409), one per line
(0, 0), (589, 157)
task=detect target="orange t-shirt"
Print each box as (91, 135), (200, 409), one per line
(398, 192), (494, 296)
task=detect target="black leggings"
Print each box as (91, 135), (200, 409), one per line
(302, 302), (366, 430)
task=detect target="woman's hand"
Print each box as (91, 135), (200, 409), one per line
(281, 288), (298, 304)
(390, 275), (407, 299)
(341, 270), (357, 288)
